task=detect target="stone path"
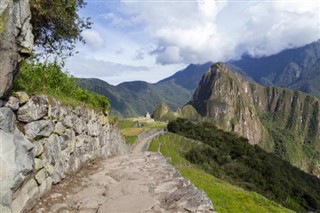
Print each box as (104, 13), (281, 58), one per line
(132, 131), (164, 154)
(31, 132), (215, 213)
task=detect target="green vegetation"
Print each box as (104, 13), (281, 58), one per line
(148, 133), (293, 213)
(124, 136), (137, 145)
(13, 61), (110, 111)
(152, 103), (176, 122)
(30, 0), (91, 57)
(76, 62), (212, 118)
(119, 118), (166, 144)
(167, 119), (320, 212)
(119, 120), (135, 129)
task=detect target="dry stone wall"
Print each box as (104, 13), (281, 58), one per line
(0, 93), (130, 213)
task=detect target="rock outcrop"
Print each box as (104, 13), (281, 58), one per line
(0, 0), (33, 98)
(152, 102), (200, 122)
(0, 94), (130, 213)
(192, 63), (320, 177)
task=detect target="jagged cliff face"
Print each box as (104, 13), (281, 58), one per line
(0, 0), (33, 98)
(192, 63), (320, 177)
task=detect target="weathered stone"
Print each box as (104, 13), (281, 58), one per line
(58, 106), (68, 122)
(0, 129), (34, 211)
(15, 91), (30, 104)
(39, 177), (53, 197)
(59, 135), (70, 151)
(5, 96), (19, 110)
(62, 114), (73, 128)
(73, 117), (85, 135)
(87, 121), (101, 137)
(24, 120), (54, 140)
(74, 106), (82, 116)
(0, 107), (16, 133)
(54, 122), (66, 135)
(17, 95), (49, 122)
(32, 141), (44, 157)
(35, 169), (47, 185)
(42, 134), (65, 183)
(48, 98), (61, 120)
(14, 128), (34, 151)
(34, 158), (45, 171)
(0, 0), (33, 98)
(11, 179), (40, 213)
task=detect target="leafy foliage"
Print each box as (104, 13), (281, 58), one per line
(168, 119), (320, 212)
(13, 61), (110, 111)
(30, 0), (91, 57)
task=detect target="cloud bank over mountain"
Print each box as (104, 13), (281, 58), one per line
(65, 0), (320, 84)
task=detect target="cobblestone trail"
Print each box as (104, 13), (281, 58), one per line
(31, 152), (215, 213)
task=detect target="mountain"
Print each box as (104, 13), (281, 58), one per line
(229, 41), (320, 99)
(191, 62), (320, 177)
(158, 62), (212, 90)
(77, 62), (212, 117)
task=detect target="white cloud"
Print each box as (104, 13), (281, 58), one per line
(66, 0), (320, 85)
(65, 55), (185, 85)
(109, 0), (319, 63)
(82, 30), (105, 50)
(65, 56), (149, 78)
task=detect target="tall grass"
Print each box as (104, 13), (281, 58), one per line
(13, 60), (110, 111)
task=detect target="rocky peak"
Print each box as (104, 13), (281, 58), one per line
(0, 0), (33, 98)
(191, 62), (320, 177)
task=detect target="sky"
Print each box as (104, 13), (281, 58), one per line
(64, 0), (320, 85)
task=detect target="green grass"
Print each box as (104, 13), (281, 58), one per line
(124, 135), (137, 145)
(119, 120), (135, 129)
(13, 61), (110, 111)
(149, 133), (293, 213)
(119, 118), (166, 145)
(121, 128), (144, 136)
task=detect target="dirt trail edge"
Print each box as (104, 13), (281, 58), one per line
(31, 132), (215, 213)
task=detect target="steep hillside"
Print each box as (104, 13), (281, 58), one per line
(229, 41), (320, 99)
(164, 119), (320, 212)
(77, 63), (212, 117)
(149, 133), (294, 213)
(191, 63), (320, 177)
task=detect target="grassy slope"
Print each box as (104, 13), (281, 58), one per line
(119, 118), (166, 144)
(149, 133), (293, 213)
(13, 61), (110, 111)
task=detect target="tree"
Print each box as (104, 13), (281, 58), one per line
(30, 0), (92, 58)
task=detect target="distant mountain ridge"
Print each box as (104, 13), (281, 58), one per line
(77, 63), (212, 117)
(78, 41), (320, 117)
(229, 41), (320, 99)
(191, 62), (320, 177)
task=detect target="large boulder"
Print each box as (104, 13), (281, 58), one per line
(0, 129), (34, 212)
(0, 0), (33, 98)
(17, 95), (48, 122)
